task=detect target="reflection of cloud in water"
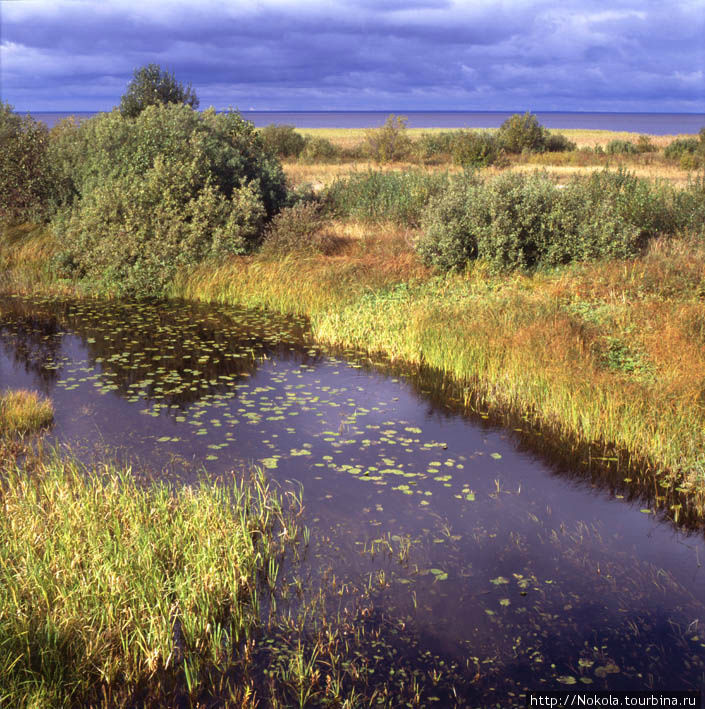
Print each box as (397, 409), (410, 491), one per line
(2, 294), (705, 697)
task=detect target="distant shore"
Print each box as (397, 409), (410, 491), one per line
(21, 109), (705, 134)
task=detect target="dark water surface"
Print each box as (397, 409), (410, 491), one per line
(1, 295), (704, 701)
(28, 110), (705, 134)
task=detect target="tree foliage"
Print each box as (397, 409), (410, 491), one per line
(119, 64), (199, 119)
(52, 105), (286, 297)
(0, 102), (53, 222)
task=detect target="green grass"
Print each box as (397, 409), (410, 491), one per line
(0, 451), (302, 707)
(0, 389), (54, 435)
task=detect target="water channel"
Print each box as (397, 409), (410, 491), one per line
(1, 294), (704, 703)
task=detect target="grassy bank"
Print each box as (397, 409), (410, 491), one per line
(172, 229), (705, 520)
(0, 445), (304, 707)
(2, 209), (705, 518)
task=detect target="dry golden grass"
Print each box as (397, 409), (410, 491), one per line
(297, 127), (699, 151)
(0, 389), (54, 435)
(283, 160), (460, 189)
(508, 162), (694, 186)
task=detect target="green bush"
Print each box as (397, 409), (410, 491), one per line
(414, 131), (456, 162)
(325, 169), (449, 227)
(674, 174), (705, 235)
(417, 170), (675, 272)
(606, 140), (638, 155)
(414, 173), (482, 270)
(496, 112), (547, 153)
(364, 115), (413, 163)
(636, 135), (656, 153)
(451, 131), (501, 167)
(259, 124), (306, 158)
(51, 104), (286, 297)
(300, 136), (341, 163)
(544, 132), (577, 152)
(119, 64), (199, 119)
(0, 103), (53, 222)
(664, 138), (699, 160)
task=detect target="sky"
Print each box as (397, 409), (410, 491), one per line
(1, 0), (704, 113)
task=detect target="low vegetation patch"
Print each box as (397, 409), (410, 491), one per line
(0, 389), (54, 435)
(0, 454), (302, 707)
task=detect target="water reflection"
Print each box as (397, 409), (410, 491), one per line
(1, 294), (704, 698)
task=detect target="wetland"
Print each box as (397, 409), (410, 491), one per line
(2, 294), (705, 705)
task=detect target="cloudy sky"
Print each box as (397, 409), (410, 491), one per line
(1, 0), (704, 113)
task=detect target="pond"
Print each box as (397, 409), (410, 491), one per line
(1, 294), (704, 702)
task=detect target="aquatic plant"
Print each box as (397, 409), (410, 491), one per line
(0, 455), (301, 706)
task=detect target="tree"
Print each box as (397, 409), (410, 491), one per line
(119, 64), (199, 118)
(364, 115), (412, 162)
(496, 112), (547, 153)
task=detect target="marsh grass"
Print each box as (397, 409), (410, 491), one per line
(0, 389), (54, 435)
(171, 232), (705, 518)
(0, 450), (303, 707)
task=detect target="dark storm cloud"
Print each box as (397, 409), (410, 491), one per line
(1, 0), (703, 112)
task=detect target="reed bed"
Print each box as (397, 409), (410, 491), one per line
(0, 451), (302, 707)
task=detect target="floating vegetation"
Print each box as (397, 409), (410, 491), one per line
(1, 294), (705, 703)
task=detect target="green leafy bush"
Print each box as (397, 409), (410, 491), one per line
(664, 138), (699, 160)
(414, 132), (456, 162)
(0, 103), (53, 222)
(636, 135), (657, 153)
(300, 136), (341, 163)
(364, 115), (413, 163)
(674, 174), (705, 236)
(325, 170), (449, 227)
(417, 170), (676, 272)
(606, 140), (638, 155)
(544, 132), (577, 152)
(119, 64), (199, 118)
(451, 131), (502, 167)
(51, 104), (286, 297)
(259, 124), (307, 158)
(496, 112), (547, 153)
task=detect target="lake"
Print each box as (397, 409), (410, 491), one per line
(1, 294), (704, 703)
(26, 110), (705, 135)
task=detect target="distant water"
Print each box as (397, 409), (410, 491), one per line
(26, 110), (705, 135)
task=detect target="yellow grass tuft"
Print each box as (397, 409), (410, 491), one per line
(0, 389), (54, 435)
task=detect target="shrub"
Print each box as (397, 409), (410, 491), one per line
(606, 140), (638, 155)
(259, 124), (306, 158)
(261, 202), (340, 255)
(544, 132), (577, 152)
(414, 131), (456, 162)
(119, 64), (198, 118)
(417, 170), (675, 272)
(51, 105), (286, 297)
(496, 112), (547, 153)
(636, 135), (656, 153)
(415, 173), (482, 270)
(325, 170), (449, 227)
(674, 174), (705, 235)
(300, 136), (341, 163)
(364, 115), (413, 163)
(451, 131), (501, 167)
(0, 103), (53, 222)
(664, 138), (699, 161)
